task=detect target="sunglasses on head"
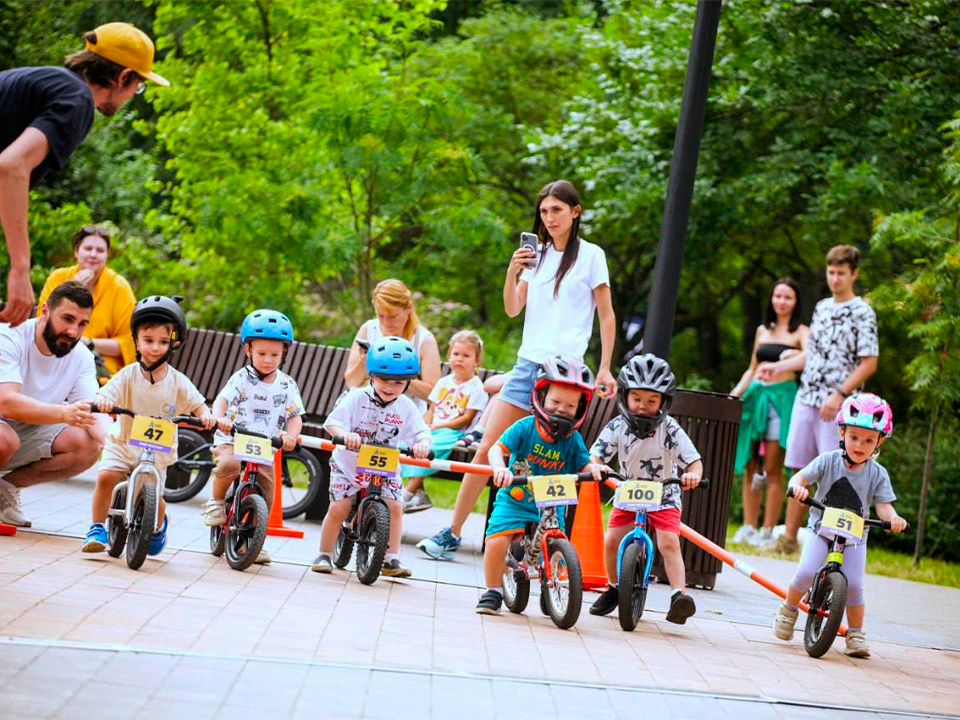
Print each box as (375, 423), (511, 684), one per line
(80, 225), (110, 239)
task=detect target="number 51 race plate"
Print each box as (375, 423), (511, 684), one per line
(129, 416), (175, 453)
(614, 480), (663, 512)
(530, 474), (579, 508)
(821, 507), (865, 541)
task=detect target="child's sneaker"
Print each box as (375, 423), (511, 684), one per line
(82, 523), (108, 553)
(773, 602), (799, 640)
(147, 515), (168, 557)
(382, 559), (412, 578)
(475, 589), (502, 615)
(457, 428), (484, 448)
(417, 527), (461, 560)
(403, 489), (433, 514)
(311, 553), (333, 573)
(202, 498), (226, 527)
(749, 527), (773, 547)
(732, 524), (756, 544)
(254, 549), (272, 565)
(844, 630), (871, 658)
(666, 591), (696, 624)
(589, 586), (619, 616)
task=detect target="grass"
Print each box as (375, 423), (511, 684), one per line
(725, 523), (960, 589)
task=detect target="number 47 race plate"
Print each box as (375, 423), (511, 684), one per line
(129, 416), (175, 453)
(530, 474), (579, 508)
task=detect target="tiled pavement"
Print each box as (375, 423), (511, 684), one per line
(1, 477), (959, 719)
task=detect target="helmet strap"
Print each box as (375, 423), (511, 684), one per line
(838, 438), (868, 468)
(136, 350), (173, 385)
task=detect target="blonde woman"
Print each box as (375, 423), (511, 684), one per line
(344, 279), (442, 411)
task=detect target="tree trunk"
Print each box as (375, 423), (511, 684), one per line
(912, 403), (939, 567)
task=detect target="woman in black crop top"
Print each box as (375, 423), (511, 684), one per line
(730, 279), (809, 547)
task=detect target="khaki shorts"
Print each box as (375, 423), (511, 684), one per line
(0, 420), (67, 472)
(213, 443), (274, 498)
(98, 440), (169, 483)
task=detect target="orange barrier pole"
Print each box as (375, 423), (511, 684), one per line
(266, 448), (305, 539)
(0, 522), (15, 536)
(298, 436), (497, 477)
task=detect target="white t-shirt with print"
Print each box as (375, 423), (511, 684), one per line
(429, 373), (488, 428)
(0, 318), (97, 417)
(97, 363), (206, 468)
(325, 387), (431, 481)
(214, 366), (305, 445)
(798, 297), (879, 408)
(590, 415), (701, 512)
(518, 238), (610, 363)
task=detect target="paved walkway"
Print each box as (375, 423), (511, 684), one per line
(1, 477), (959, 719)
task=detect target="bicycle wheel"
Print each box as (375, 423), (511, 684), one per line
(164, 430), (212, 503)
(209, 525), (225, 556)
(543, 538), (583, 630)
(617, 542), (648, 631)
(502, 540), (530, 614)
(126, 481), (156, 570)
(106, 484), (127, 558)
(225, 494), (268, 571)
(804, 571), (848, 658)
(334, 496), (359, 568)
(355, 501), (389, 585)
(280, 448), (322, 519)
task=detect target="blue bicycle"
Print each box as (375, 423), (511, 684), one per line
(607, 471), (709, 631)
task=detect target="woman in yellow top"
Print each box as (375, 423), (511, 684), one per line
(38, 224), (137, 375)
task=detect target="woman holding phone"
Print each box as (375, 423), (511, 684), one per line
(418, 179), (616, 560)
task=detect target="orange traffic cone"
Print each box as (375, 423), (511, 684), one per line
(569, 479), (607, 590)
(267, 448), (305, 539)
(0, 522), (16, 536)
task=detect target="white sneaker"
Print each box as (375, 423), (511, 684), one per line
(0, 478), (31, 527)
(749, 527), (774, 547)
(845, 630), (870, 658)
(732, 524), (756, 544)
(201, 498), (226, 526)
(773, 602), (799, 640)
(403, 489), (433, 514)
(254, 549), (272, 565)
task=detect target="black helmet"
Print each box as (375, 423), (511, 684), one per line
(531, 356), (595, 440)
(130, 295), (188, 379)
(616, 353), (677, 438)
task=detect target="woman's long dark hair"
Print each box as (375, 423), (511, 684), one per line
(764, 277), (804, 332)
(532, 180), (582, 298)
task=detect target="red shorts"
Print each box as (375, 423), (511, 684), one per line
(608, 507), (681, 534)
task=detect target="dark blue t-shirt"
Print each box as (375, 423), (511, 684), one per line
(0, 67), (94, 187)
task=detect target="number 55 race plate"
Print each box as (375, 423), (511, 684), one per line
(531, 474), (579, 508)
(821, 507), (865, 541)
(357, 444), (400, 477)
(614, 480), (663, 512)
(129, 416), (175, 453)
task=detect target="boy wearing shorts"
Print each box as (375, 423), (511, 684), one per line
(588, 354), (703, 624)
(83, 296), (216, 555)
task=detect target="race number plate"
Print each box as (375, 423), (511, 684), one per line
(234, 433), (275, 464)
(530, 474), (579, 508)
(821, 507), (865, 541)
(128, 416), (175, 453)
(357, 444), (400, 477)
(614, 480), (663, 512)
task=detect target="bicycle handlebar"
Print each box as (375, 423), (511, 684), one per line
(508, 470), (710, 489)
(598, 470), (710, 490)
(328, 435), (436, 461)
(105, 406), (205, 427)
(787, 487), (892, 530)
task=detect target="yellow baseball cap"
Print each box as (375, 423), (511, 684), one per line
(85, 22), (169, 87)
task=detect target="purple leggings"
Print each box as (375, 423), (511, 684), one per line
(789, 533), (867, 607)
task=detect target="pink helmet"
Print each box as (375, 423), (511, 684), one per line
(836, 393), (893, 437)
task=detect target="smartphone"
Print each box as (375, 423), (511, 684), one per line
(356, 339), (370, 353)
(519, 232), (538, 267)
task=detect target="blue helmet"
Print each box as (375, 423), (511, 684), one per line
(240, 309), (294, 345)
(366, 336), (419, 380)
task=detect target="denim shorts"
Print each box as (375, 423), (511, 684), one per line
(498, 357), (541, 411)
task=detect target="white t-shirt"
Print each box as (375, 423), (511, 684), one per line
(0, 318), (98, 417)
(429, 373), (488, 428)
(97, 363), (207, 468)
(518, 238), (610, 362)
(325, 386), (431, 481)
(214, 366), (305, 445)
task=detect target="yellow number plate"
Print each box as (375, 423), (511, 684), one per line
(614, 480), (663, 512)
(128, 416), (175, 453)
(234, 434), (275, 464)
(357, 444), (400, 477)
(821, 507), (864, 541)
(530, 474), (579, 508)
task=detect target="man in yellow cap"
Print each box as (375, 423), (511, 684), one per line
(0, 23), (168, 327)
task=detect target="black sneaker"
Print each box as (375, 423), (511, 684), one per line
(589, 586), (619, 616)
(382, 559), (412, 578)
(476, 589), (503, 615)
(666, 591), (696, 624)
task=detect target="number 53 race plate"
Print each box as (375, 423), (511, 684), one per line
(821, 507), (865, 541)
(531, 474), (579, 508)
(234, 433), (275, 464)
(129, 416), (175, 453)
(614, 480), (663, 512)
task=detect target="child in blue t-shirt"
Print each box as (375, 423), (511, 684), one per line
(475, 357), (604, 615)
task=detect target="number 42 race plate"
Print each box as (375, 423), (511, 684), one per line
(530, 474), (579, 508)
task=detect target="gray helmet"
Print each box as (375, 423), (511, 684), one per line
(616, 353), (677, 438)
